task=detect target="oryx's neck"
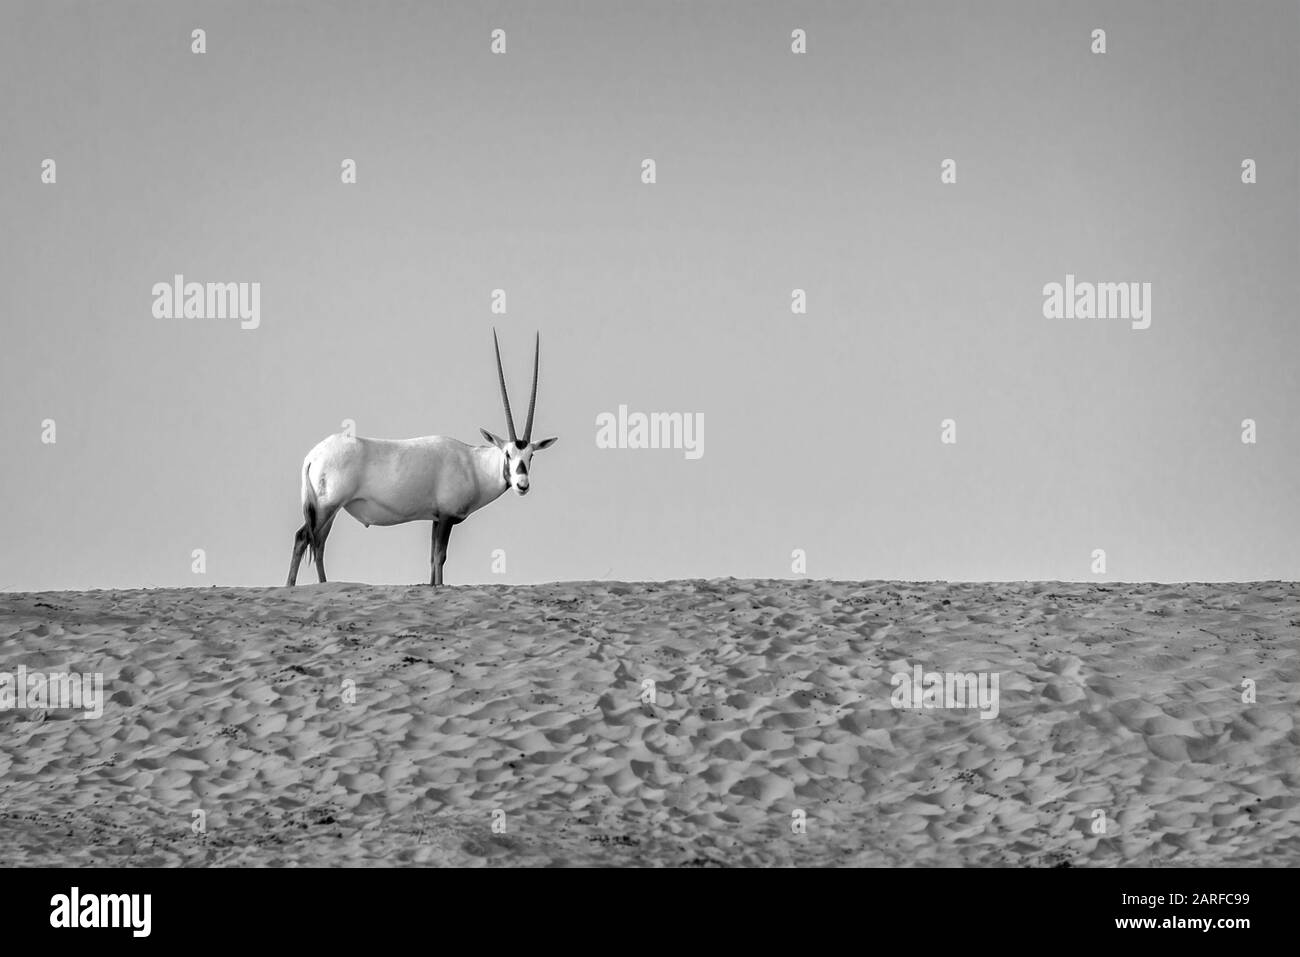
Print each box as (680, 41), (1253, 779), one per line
(472, 444), (510, 505)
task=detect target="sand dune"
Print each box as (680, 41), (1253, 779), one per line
(0, 579), (1296, 866)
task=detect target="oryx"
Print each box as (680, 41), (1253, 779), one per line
(285, 331), (557, 586)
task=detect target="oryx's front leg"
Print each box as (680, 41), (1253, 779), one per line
(430, 517), (455, 586)
(429, 520), (441, 586)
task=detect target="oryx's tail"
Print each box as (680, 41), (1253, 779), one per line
(302, 461), (321, 566)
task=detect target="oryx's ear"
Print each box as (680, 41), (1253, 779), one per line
(480, 428), (507, 448)
(531, 436), (558, 451)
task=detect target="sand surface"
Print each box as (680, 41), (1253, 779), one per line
(0, 579), (1296, 866)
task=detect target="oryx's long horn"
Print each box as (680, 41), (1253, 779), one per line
(523, 332), (539, 442)
(492, 329), (517, 442)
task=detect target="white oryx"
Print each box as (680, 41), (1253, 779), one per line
(285, 331), (557, 586)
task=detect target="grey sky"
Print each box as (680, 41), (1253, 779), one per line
(1, 1), (1296, 589)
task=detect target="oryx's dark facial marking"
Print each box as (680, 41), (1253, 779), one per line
(497, 442), (534, 493)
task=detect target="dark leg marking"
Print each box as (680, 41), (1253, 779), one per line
(436, 518), (455, 586)
(429, 519), (442, 586)
(429, 517), (457, 586)
(286, 524), (310, 586)
(313, 511), (338, 583)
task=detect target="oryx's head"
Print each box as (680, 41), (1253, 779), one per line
(481, 329), (558, 496)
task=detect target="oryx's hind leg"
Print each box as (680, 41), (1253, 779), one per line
(286, 524), (311, 586)
(312, 510), (339, 583)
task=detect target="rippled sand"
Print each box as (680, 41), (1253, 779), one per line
(0, 580), (1296, 866)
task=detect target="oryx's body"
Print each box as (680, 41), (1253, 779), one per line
(284, 332), (557, 587)
(304, 435), (508, 529)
